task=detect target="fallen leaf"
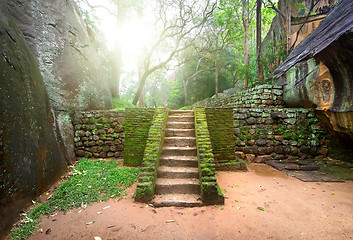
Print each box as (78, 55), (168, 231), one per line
(234, 200), (239, 203)
(331, 193), (335, 195)
(107, 225), (115, 228)
(103, 206), (110, 210)
(94, 237), (102, 240)
(166, 220), (175, 223)
(45, 228), (51, 234)
(258, 207), (265, 211)
(97, 212), (102, 214)
(86, 221), (95, 225)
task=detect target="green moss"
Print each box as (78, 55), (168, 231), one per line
(123, 108), (156, 166)
(134, 109), (169, 202)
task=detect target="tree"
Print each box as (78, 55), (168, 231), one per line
(256, 0), (264, 83)
(262, 0), (291, 54)
(79, 0), (143, 98)
(132, 0), (216, 105)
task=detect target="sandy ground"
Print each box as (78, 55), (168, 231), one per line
(22, 164), (353, 240)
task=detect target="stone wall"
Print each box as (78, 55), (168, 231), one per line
(205, 108), (246, 170)
(234, 108), (328, 162)
(135, 109), (169, 202)
(194, 108), (224, 204)
(72, 111), (125, 159)
(193, 85), (284, 109)
(123, 108), (156, 166)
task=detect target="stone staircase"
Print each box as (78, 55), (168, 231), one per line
(152, 110), (202, 207)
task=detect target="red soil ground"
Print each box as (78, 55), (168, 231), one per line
(19, 164), (353, 240)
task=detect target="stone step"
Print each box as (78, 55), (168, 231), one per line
(152, 194), (202, 207)
(160, 156), (198, 167)
(169, 110), (194, 117)
(163, 137), (196, 147)
(167, 122), (194, 129)
(162, 147), (197, 156)
(167, 116), (194, 122)
(155, 178), (200, 194)
(158, 166), (199, 178)
(165, 129), (195, 137)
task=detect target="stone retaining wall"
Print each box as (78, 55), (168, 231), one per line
(194, 108), (224, 204)
(205, 108), (246, 170)
(123, 108), (156, 166)
(193, 85), (284, 109)
(72, 111), (125, 159)
(233, 108), (329, 162)
(135, 109), (169, 202)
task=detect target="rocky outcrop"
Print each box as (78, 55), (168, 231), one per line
(272, 0), (353, 143)
(7, 0), (112, 112)
(0, 0), (113, 237)
(7, 0), (113, 162)
(0, 7), (67, 238)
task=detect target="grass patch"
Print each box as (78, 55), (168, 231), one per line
(178, 106), (191, 110)
(112, 98), (137, 110)
(10, 158), (139, 240)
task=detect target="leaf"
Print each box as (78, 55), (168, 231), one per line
(86, 221), (95, 225)
(331, 193), (335, 195)
(166, 220), (175, 223)
(258, 207), (265, 211)
(234, 200), (239, 203)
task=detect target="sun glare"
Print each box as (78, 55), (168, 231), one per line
(121, 20), (152, 57)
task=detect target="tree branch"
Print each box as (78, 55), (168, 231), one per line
(81, 0), (117, 17)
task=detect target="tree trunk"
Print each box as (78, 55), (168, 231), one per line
(244, 23), (249, 89)
(233, 71), (237, 88)
(242, 0), (250, 89)
(215, 55), (219, 97)
(112, 1), (124, 98)
(279, 0), (291, 54)
(183, 79), (188, 106)
(256, 0), (264, 83)
(133, 57), (146, 106)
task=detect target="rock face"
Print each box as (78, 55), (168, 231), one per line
(0, 0), (113, 237)
(8, 0), (113, 112)
(7, 0), (113, 162)
(272, 0), (353, 143)
(0, 7), (67, 238)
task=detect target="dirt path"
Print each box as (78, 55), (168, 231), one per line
(24, 164), (353, 240)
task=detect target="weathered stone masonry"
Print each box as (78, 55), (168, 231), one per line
(194, 84), (284, 108)
(234, 108), (328, 163)
(194, 84), (329, 162)
(72, 110), (125, 159)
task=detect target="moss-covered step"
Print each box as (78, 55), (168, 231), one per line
(152, 110), (202, 207)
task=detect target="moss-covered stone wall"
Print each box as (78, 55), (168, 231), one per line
(135, 109), (169, 202)
(123, 108), (156, 166)
(234, 108), (329, 162)
(193, 85), (284, 109)
(72, 110), (125, 158)
(205, 108), (246, 170)
(194, 108), (224, 205)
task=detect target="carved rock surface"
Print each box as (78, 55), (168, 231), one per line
(0, 6), (67, 238)
(273, 0), (353, 143)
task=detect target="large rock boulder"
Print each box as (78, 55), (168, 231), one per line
(7, 0), (113, 162)
(0, 7), (67, 238)
(272, 0), (353, 143)
(0, 0), (114, 237)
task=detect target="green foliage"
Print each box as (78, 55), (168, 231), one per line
(262, 40), (287, 79)
(10, 159), (139, 240)
(112, 97), (137, 110)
